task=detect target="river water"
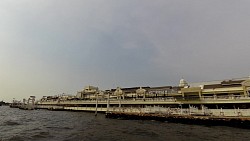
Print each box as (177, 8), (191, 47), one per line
(0, 106), (250, 141)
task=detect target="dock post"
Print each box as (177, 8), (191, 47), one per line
(189, 104), (191, 115)
(107, 92), (110, 113)
(119, 96), (121, 108)
(95, 93), (98, 116)
(22, 99), (26, 109)
(201, 105), (205, 115)
(220, 108), (224, 116)
(179, 104), (183, 115)
(237, 107), (242, 116)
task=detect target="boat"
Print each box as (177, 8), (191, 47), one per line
(0, 101), (5, 106)
(10, 99), (21, 108)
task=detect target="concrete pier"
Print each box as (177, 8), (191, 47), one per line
(105, 112), (250, 128)
(18, 99), (250, 128)
(12, 77), (250, 127)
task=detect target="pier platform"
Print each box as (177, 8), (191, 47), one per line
(105, 112), (250, 128)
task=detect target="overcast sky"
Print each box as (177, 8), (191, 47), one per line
(1, 0), (250, 102)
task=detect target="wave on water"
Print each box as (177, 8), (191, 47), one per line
(30, 131), (53, 140)
(4, 135), (25, 141)
(2, 120), (21, 126)
(1, 106), (250, 141)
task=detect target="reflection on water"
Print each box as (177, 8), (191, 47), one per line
(0, 106), (250, 141)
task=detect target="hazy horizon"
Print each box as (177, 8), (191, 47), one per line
(1, 0), (250, 102)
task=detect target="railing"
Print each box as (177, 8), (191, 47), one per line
(109, 106), (250, 117)
(109, 106), (212, 116)
(37, 97), (177, 104)
(200, 95), (250, 100)
(37, 95), (250, 105)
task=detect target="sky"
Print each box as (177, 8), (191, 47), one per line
(1, 0), (250, 102)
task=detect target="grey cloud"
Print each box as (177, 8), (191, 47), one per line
(1, 0), (250, 102)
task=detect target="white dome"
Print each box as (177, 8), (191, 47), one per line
(179, 78), (188, 87)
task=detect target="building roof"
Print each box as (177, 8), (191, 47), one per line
(110, 87), (150, 92)
(203, 84), (241, 89)
(148, 86), (172, 90)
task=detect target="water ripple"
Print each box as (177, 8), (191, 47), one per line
(1, 106), (250, 141)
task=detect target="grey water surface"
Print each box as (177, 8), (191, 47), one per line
(0, 106), (249, 141)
